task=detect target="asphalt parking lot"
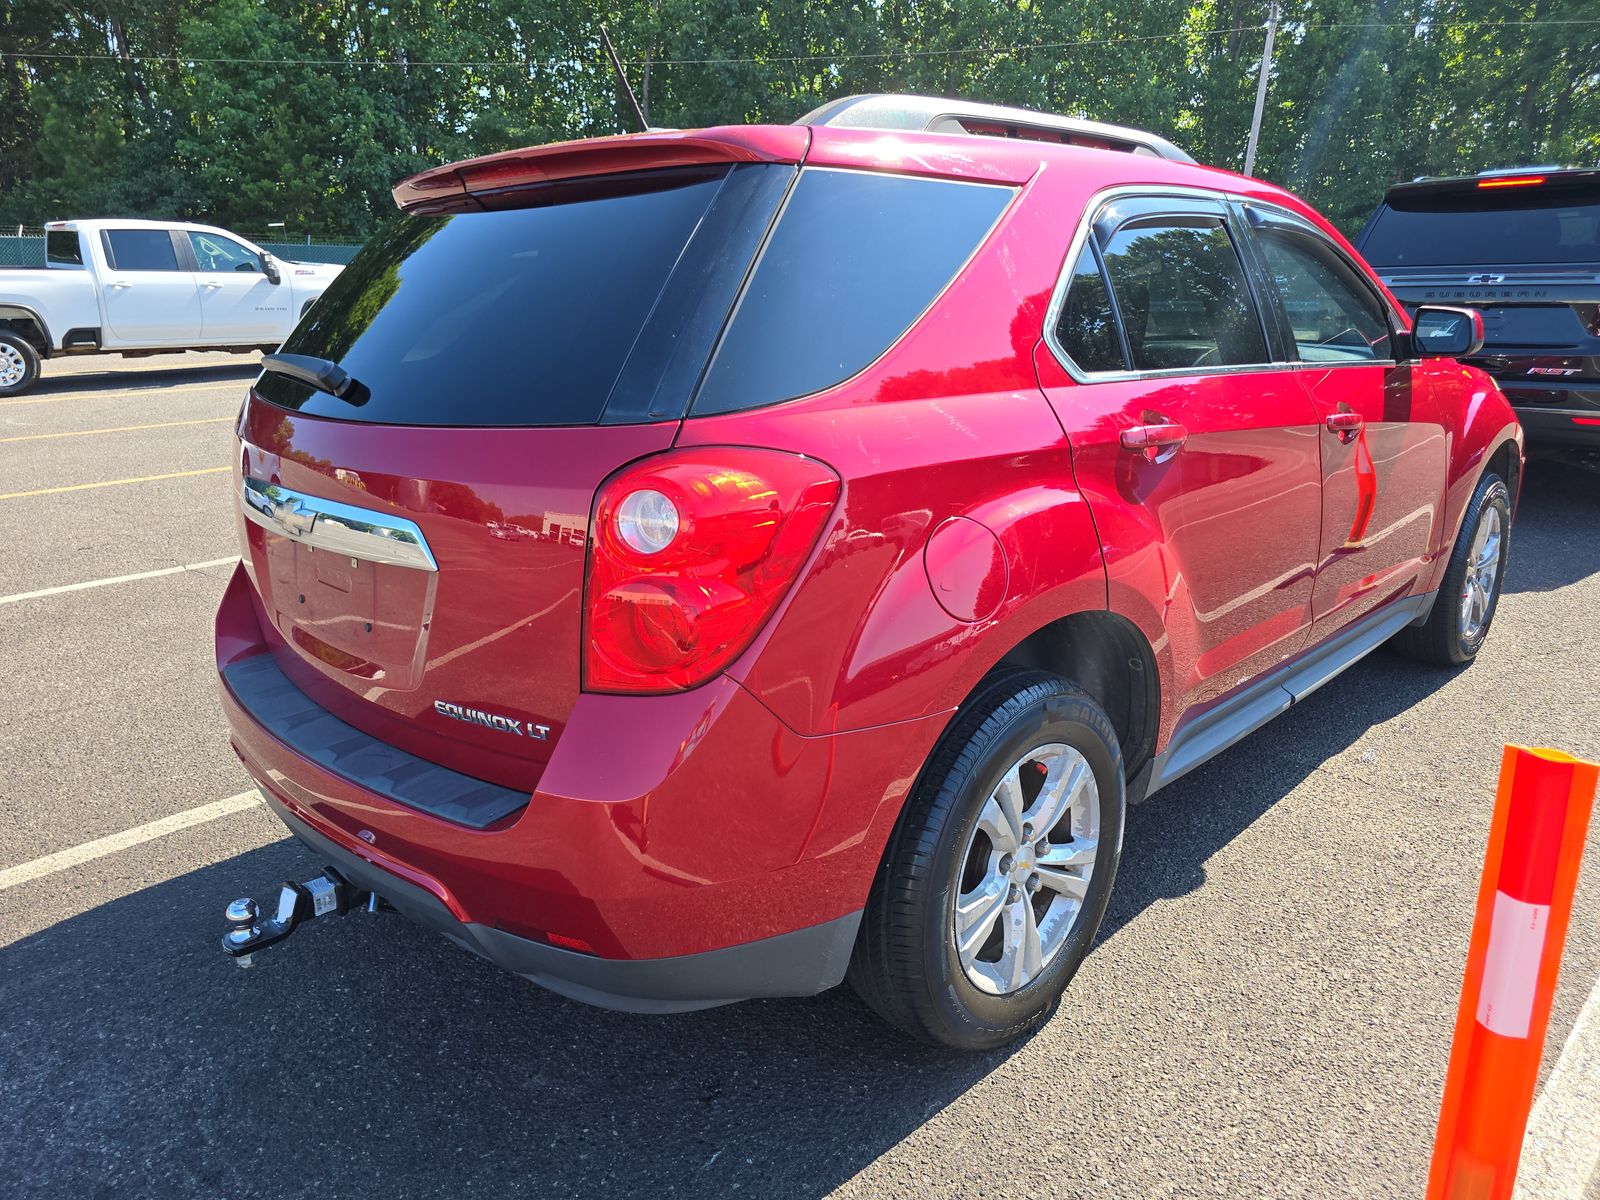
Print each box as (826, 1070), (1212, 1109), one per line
(2, 352), (1597, 1199)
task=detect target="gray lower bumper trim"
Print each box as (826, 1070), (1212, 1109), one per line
(224, 653), (528, 829)
(265, 792), (862, 1014)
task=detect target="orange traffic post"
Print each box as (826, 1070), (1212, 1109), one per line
(1427, 745), (1598, 1200)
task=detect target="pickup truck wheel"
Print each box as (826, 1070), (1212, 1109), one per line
(848, 670), (1124, 1050)
(0, 332), (40, 397)
(1391, 471), (1511, 666)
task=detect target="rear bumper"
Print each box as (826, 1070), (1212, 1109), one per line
(1505, 402), (1600, 448)
(260, 789), (861, 1012)
(1484, 374), (1600, 447)
(215, 563), (945, 1005)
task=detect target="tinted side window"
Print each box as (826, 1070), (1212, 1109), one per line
(46, 230), (84, 266)
(693, 170), (1013, 414)
(1099, 218), (1268, 371)
(1255, 229), (1392, 362)
(1055, 247), (1125, 372)
(105, 229), (180, 272)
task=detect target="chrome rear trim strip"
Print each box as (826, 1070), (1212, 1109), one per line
(241, 476), (438, 572)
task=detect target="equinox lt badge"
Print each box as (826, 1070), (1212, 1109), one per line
(433, 700), (549, 740)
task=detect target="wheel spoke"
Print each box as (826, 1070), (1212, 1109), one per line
(954, 876), (1008, 960)
(1475, 531), (1500, 571)
(1026, 757), (1088, 841)
(976, 795), (1020, 855)
(991, 765), (1027, 845)
(998, 893), (1042, 990)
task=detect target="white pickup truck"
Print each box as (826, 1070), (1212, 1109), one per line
(0, 219), (345, 396)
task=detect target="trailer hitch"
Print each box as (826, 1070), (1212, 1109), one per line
(220, 866), (389, 967)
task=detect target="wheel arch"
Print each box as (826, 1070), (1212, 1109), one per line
(968, 609), (1161, 781)
(0, 304), (52, 356)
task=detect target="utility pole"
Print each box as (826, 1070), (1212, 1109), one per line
(1243, 0), (1280, 177)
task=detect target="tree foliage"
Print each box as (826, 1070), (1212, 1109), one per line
(1, 0), (1596, 238)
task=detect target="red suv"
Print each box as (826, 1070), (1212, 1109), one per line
(215, 95), (1522, 1049)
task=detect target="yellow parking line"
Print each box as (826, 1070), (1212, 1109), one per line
(0, 417), (233, 444)
(0, 466), (230, 501)
(0, 378), (249, 407)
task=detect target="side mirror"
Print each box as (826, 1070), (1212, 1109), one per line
(260, 253), (282, 285)
(1411, 305), (1484, 358)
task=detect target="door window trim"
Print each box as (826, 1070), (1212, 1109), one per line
(1235, 200), (1404, 369)
(1043, 184), (1291, 384)
(99, 227), (192, 274)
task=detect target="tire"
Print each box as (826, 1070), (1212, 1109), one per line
(848, 670), (1125, 1050)
(0, 331), (41, 397)
(1391, 470), (1511, 666)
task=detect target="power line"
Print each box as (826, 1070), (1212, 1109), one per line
(2, 17), (1597, 71)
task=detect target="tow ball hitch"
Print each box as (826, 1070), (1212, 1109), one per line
(220, 867), (388, 967)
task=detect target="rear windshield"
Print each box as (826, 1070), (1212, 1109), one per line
(1361, 186), (1600, 266)
(693, 170), (1014, 414)
(256, 166), (760, 427)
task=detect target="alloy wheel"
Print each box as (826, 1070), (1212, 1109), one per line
(953, 742), (1101, 995)
(1459, 504), (1503, 642)
(0, 342), (25, 389)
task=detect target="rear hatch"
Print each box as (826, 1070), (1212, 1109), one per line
(236, 158), (797, 795)
(1357, 170), (1600, 385)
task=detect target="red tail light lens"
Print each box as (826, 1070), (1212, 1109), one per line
(584, 449), (840, 693)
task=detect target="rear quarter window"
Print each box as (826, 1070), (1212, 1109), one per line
(691, 169), (1015, 415)
(46, 231), (84, 266)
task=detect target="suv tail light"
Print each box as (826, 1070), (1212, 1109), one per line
(584, 449), (840, 693)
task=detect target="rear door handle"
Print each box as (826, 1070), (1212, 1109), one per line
(1325, 409), (1364, 442)
(202, 281), (223, 289)
(1120, 422), (1188, 462)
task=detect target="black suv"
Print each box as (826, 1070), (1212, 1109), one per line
(1357, 167), (1600, 447)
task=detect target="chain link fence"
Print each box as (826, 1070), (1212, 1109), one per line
(0, 227), (363, 268)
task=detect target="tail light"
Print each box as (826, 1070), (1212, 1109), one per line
(584, 448), (840, 693)
(1574, 304), (1600, 339)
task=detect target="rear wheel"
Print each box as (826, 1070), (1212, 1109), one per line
(0, 332), (40, 397)
(1392, 470), (1511, 666)
(849, 671), (1125, 1050)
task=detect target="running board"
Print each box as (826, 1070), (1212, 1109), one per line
(1144, 591), (1436, 798)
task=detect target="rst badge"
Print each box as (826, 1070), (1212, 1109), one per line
(433, 700), (550, 740)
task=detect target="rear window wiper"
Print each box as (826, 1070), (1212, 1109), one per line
(259, 353), (368, 406)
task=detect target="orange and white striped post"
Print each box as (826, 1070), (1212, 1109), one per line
(1427, 745), (1598, 1200)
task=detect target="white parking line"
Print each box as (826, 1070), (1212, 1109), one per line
(0, 556), (237, 606)
(1514, 973), (1600, 1199)
(0, 416), (233, 444)
(0, 792), (262, 892)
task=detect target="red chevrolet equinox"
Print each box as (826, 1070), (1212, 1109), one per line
(216, 95), (1522, 1049)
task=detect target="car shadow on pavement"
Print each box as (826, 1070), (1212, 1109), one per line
(28, 359), (261, 396)
(1, 654), (1452, 1200)
(1, 837), (1012, 1200)
(1100, 648), (1453, 946)
(1502, 451), (1600, 594)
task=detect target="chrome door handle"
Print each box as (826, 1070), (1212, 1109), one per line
(1121, 421), (1188, 462)
(108, 281), (131, 289)
(241, 475), (438, 572)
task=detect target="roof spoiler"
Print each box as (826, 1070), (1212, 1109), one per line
(392, 127), (811, 212)
(797, 93), (1194, 163)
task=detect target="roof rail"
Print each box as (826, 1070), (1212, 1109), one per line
(796, 94), (1194, 163)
